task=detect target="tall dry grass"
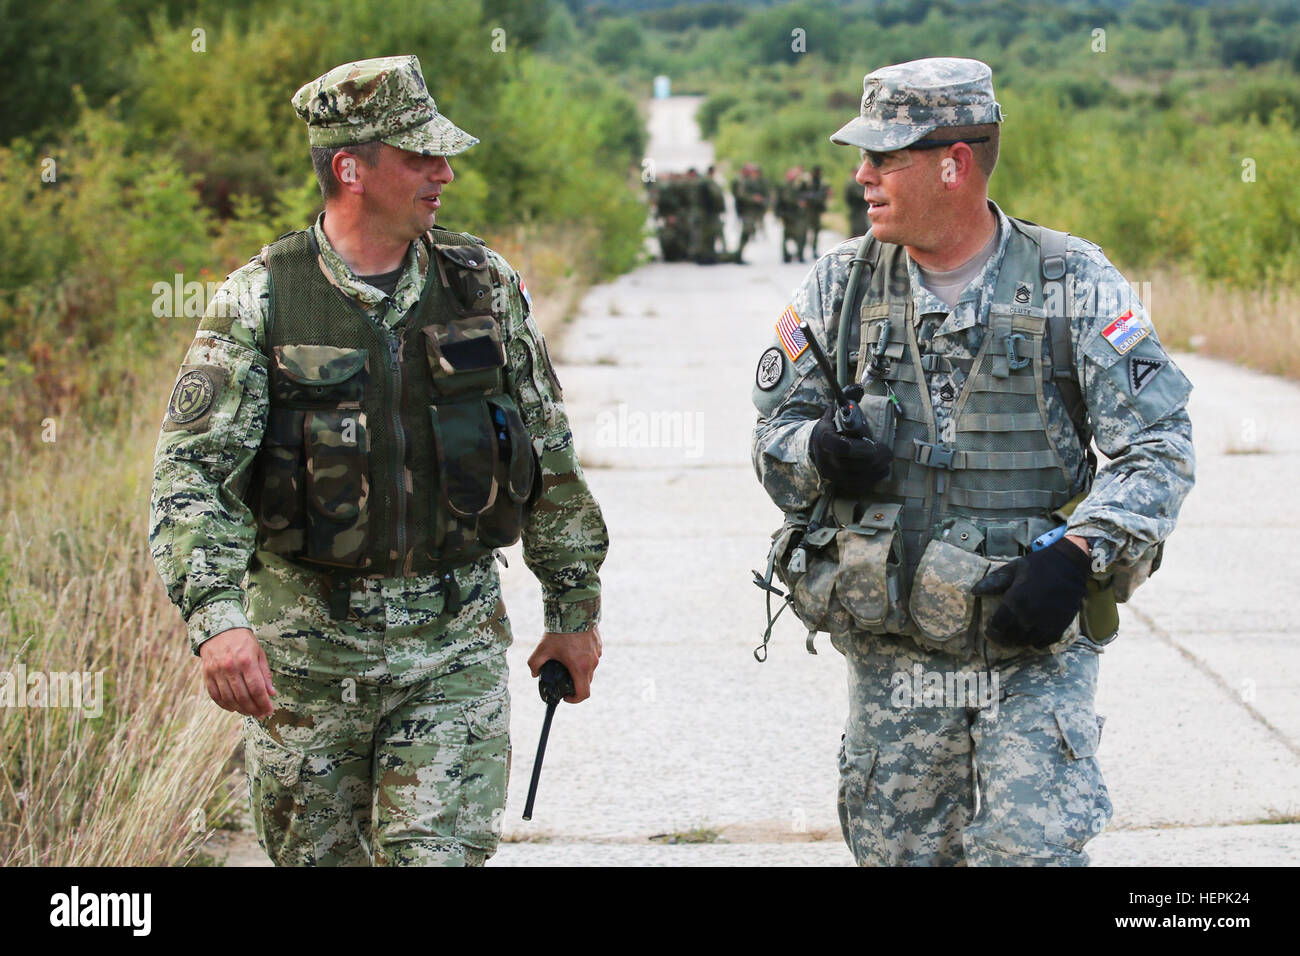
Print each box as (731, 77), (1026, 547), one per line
(0, 219), (619, 866)
(1144, 266), (1300, 379)
(0, 387), (243, 866)
(488, 220), (632, 343)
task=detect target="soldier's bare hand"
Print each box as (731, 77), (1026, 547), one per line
(527, 626), (602, 704)
(199, 628), (277, 718)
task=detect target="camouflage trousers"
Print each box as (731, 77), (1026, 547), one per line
(737, 213), (764, 255)
(781, 216), (808, 261)
(241, 551), (512, 867)
(836, 633), (1112, 867)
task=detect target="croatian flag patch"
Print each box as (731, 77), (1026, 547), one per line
(1101, 310), (1149, 355)
(776, 306), (809, 360)
(518, 274), (532, 311)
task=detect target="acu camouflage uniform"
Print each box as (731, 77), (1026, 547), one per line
(150, 56), (608, 867)
(751, 58), (1194, 866)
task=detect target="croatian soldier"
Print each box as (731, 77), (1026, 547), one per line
(696, 164), (727, 264)
(150, 55), (609, 867)
(732, 163), (770, 264)
(776, 167), (810, 263)
(751, 58), (1194, 865)
(802, 165), (828, 259)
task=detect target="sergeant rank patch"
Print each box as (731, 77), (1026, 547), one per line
(1129, 356), (1165, 395)
(756, 347), (785, 390)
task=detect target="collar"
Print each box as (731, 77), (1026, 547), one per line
(310, 213), (431, 318)
(906, 199), (1013, 337)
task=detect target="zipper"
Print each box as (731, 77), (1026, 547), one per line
(387, 320), (407, 576)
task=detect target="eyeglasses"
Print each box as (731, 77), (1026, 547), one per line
(859, 137), (990, 173)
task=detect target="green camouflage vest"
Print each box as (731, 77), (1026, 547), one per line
(250, 226), (540, 581)
(776, 219), (1092, 659)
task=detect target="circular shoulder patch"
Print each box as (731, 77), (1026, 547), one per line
(168, 369), (215, 425)
(756, 347), (785, 391)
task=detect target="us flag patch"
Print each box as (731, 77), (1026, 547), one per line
(776, 306), (809, 360)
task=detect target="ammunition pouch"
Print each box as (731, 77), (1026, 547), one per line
(908, 534), (989, 657)
(858, 392), (898, 448)
(258, 344), (372, 570)
(770, 501), (907, 645)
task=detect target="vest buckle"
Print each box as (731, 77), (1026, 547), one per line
(913, 440), (956, 470)
(919, 352), (945, 373)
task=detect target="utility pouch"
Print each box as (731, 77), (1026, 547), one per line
(858, 393), (897, 448)
(428, 393), (539, 552)
(1080, 576), (1120, 644)
(772, 502), (907, 640)
(433, 243), (495, 318)
(909, 534), (990, 652)
(787, 527), (850, 638)
(423, 317), (505, 397)
(303, 409), (370, 568)
(429, 399), (497, 519)
(260, 344), (371, 569)
(768, 519), (847, 639)
(475, 394), (542, 548)
(834, 502), (906, 633)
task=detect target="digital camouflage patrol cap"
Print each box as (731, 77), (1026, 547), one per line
(830, 57), (1004, 152)
(292, 54), (479, 156)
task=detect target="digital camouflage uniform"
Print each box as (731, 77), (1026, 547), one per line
(150, 56), (608, 867)
(751, 58), (1194, 866)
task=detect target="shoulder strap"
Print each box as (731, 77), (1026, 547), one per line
(1014, 219), (1090, 448)
(1037, 225), (1091, 447)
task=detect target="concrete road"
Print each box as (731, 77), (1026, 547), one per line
(213, 96), (1300, 868)
(492, 96), (1300, 866)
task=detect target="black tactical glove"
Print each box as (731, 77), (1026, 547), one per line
(808, 402), (893, 493)
(971, 538), (1091, 648)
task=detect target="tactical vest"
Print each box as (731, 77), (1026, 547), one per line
(775, 219), (1094, 660)
(249, 225), (540, 582)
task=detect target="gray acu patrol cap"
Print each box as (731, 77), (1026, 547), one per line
(830, 57), (1003, 152)
(292, 55), (479, 156)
